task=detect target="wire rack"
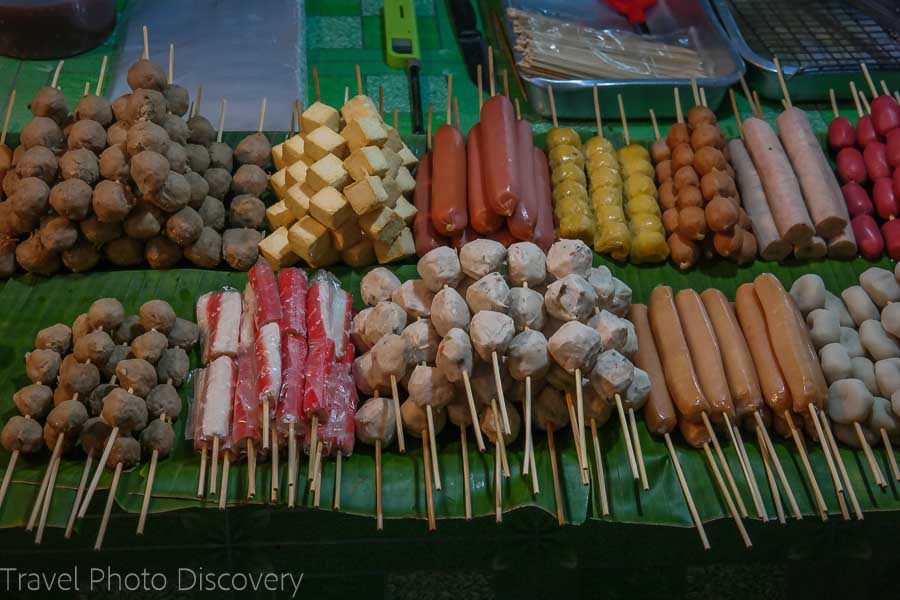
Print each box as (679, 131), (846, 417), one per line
(726, 0), (900, 73)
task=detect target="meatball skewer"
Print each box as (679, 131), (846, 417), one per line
(435, 328), (485, 452)
(64, 415), (112, 539)
(137, 416), (175, 534)
(355, 393), (395, 529)
(470, 310), (513, 435)
(533, 387), (569, 526)
(95, 436), (140, 550)
(0, 415), (43, 514)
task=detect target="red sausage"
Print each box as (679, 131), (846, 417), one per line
(857, 114), (882, 147)
(450, 225), (477, 251)
(487, 226), (517, 248)
(886, 129), (900, 168)
(865, 142), (891, 180)
(894, 167), (900, 199)
(467, 123), (503, 234)
(430, 125), (468, 235)
(874, 177), (899, 219)
(841, 182), (873, 217)
(853, 214), (884, 259)
(507, 119), (538, 241)
(836, 147), (867, 184)
(479, 95), (520, 216)
(882, 217), (900, 259)
(828, 116), (856, 151)
(412, 152), (449, 257)
(532, 147), (556, 252)
(872, 96), (900, 136)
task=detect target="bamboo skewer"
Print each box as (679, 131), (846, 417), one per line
(724, 413), (764, 520)
(26, 434), (63, 532)
(754, 411), (801, 519)
(0, 88), (15, 146)
(665, 433), (709, 549)
(271, 431), (280, 502)
(197, 444), (208, 497)
(808, 404), (846, 510)
(426, 405), (442, 490)
(96, 55), (108, 96)
(590, 418), (609, 516)
(860, 63), (879, 97)
(422, 429), (436, 531)
(390, 376), (406, 454)
(523, 377), (533, 476)
(703, 442), (752, 548)
(546, 424), (564, 526)
(94, 462), (122, 551)
(755, 426), (785, 524)
(64, 450), (93, 539)
(375, 439), (383, 529)
(334, 450), (343, 511)
(247, 439), (257, 499)
(701, 412), (748, 518)
(488, 45), (496, 97)
(218, 451), (230, 510)
(216, 99), (227, 144)
(142, 25), (149, 60)
(312, 444), (323, 508)
(855, 421), (886, 488)
(819, 412), (862, 520)
(307, 415), (319, 480)
(167, 44), (174, 85)
(565, 393), (589, 485)
(629, 407), (649, 491)
(575, 369), (587, 480)
(784, 411), (828, 519)
(491, 352), (512, 435)
(34, 442), (62, 544)
(592, 84), (602, 134)
(137, 449), (159, 534)
(0, 449), (15, 514)
(881, 428), (900, 481)
(461, 427), (472, 520)
(51, 60), (64, 89)
(616, 394), (639, 482)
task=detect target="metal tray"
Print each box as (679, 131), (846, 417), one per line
(497, 0), (744, 121)
(711, 0), (900, 101)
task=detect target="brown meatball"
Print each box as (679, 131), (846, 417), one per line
(687, 105), (716, 129)
(693, 146), (727, 177)
(15, 235), (60, 275)
(145, 235), (183, 269)
(49, 178), (91, 220)
(20, 116), (64, 152)
(677, 205), (707, 240)
(13, 384), (53, 419)
(163, 84), (190, 117)
(126, 120), (170, 156)
(691, 123), (725, 151)
(140, 300), (176, 334)
(104, 237), (145, 266)
(655, 159), (672, 184)
(140, 418), (176, 458)
(650, 138), (670, 163)
(670, 143), (694, 173)
(0, 238), (14, 277)
(107, 437), (141, 469)
(124, 204), (163, 239)
(92, 180), (133, 223)
(668, 231), (700, 270)
(62, 239), (101, 272)
(184, 171), (209, 208)
(74, 329), (114, 363)
(127, 59), (167, 92)
(128, 89), (167, 124)
(167, 317), (199, 350)
(700, 169), (737, 201)
(10, 176), (50, 220)
(26, 348), (61, 384)
(115, 357), (158, 397)
(222, 228), (262, 271)
(35, 323), (72, 354)
(67, 119), (106, 154)
(30, 86), (69, 124)
(234, 132), (271, 167)
(16, 146), (58, 183)
(131, 329), (168, 363)
(673, 166), (699, 192)
(229, 195), (265, 229)
(73, 94), (113, 127)
(59, 148), (100, 184)
(676, 185), (703, 209)
(160, 113), (189, 145)
(87, 297), (125, 330)
(156, 347), (189, 386)
(130, 150), (170, 196)
(39, 215), (78, 251)
(705, 195), (739, 233)
(208, 141), (233, 171)
(146, 171), (190, 212)
(184, 143), (210, 174)
(666, 122), (690, 149)
(183, 226), (222, 268)
(114, 315), (144, 345)
(111, 94), (131, 122)
(59, 355), (100, 394)
(187, 115), (215, 146)
(165, 207), (203, 246)
(80, 214), (122, 245)
(106, 121), (128, 146)
(203, 167), (231, 200)
(658, 180), (676, 210)
(198, 196), (225, 230)
(231, 164), (268, 196)
(102, 388), (148, 433)
(164, 142), (187, 174)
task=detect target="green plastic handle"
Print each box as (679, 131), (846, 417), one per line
(384, 0), (420, 69)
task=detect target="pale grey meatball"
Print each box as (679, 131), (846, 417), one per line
(156, 347), (189, 386)
(208, 141), (233, 171)
(146, 383), (181, 421)
(160, 113), (189, 145)
(187, 115), (215, 146)
(185, 171), (209, 208)
(163, 84), (190, 117)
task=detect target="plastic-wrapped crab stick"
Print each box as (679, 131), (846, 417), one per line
(279, 333), (307, 507)
(256, 321), (282, 449)
(232, 286), (262, 498)
(199, 355), (237, 497)
(250, 263), (283, 327)
(278, 268), (309, 337)
(197, 291), (242, 364)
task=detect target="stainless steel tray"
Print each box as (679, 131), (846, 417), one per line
(498, 0), (744, 121)
(711, 0), (900, 101)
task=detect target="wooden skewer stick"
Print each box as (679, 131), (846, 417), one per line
(495, 432), (502, 523)
(426, 404), (442, 489)
(491, 399), (510, 478)
(355, 64), (363, 97)
(257, 97), (267, 134)
(422, 429), (436, 531)
(390, 375), (406, 453)
(477, 64), (484, 111)
(0, 448), (18, 514)
(753, 411), (801, 519)
(461, 371), (485, 452)
(592, 84), (602, 136)
(137, 448), (159, 534)
(547, 85), (558, 128)
(216, 98), (227, 143)
(491, 352), (512, 435)
(460, 427), (472, 519)
(209, 435), (220, 497)
(882, 428), (900, 481)
(784, 411), (828, 519)
(629, 407), (649, 491)
(673, 88), (683, 124)
(727, 415), (766, 521)
(247, 439), (257, 499)
(142, 25), (149, 60)
(426, 102), (433, 151)
(334, 450), (343, 511)
(453, 96), (460, 130)
(312, 444), (323, 508)
(375, 438), (383, 529)
(700, 87), (708, 108)
(829, 88), (839, 119)
(488, 45), (496, 97)
(218, 451), (230, 510)
(819, 412), (862, 520)
(378, 85), (383, 115)
(665, 433), (709, 549)
(849, 82), (864, 117)
(197, 443), (208, 497)
(312, 66), (321, 103)
(808, 404), (844, 500)
(860, 63), (878, 97)
(773, 57), (792, 109)
(881, 80), (892, 97)
(51, 60), (64, 89)
(271, 430), (279, 502)
(35, 442), (63, 544)
(288, 426), (299, 508)
(192, 85), (202, 118)
(617, 94), (630, 146)
(859, 90), (872, 115)
(94, 462), (122, 551)
(529, 438), (540, 495)
(502, 69), (509, 98)
(168, 44), (174, 85)
(96, 55), (108, 96)
(615, 394), (639, 482)
(0, 88), (15, 146)
(590, 418), (609, 516)
(307, 415), (319, 479)
(565, 392), (588, 485)
(546, 425), (564, 526)
(728, 89), (744, 139)
(78, 425), (119, 518)
(701, 412), (748, 518)
(64, 450), (93, 539)
(756, 426), (785, 524)
(752, 91), (763, 117)
(690, 78), (700, 106)
(575, 369), (587, 479)
(737, 73), (757, 117)
(649, 108), (660, 140)
(82, 81), (90, 97)
(445, 73), (453, 126)
(703, 442), (752, 548)
(392, 107), (398, 130)
(523, 377), (533, 476)
(855, 421), (886, 488)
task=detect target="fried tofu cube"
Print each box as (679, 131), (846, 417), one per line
(342, 116), (388, 152)
(381, 147), (402, 178)
(306, 244), (341, 269)
(344, 175), (389, 215)
(341, 238), (375, 267)
(374, 227), (415, 264)
(395, 166), (416, 196)
(259, 226), (300, 269)
(268, 168), (289, 200)
(282, 134), (305, 165)
(383, 126), (404, 152)
(341, 95), (379, 124)
(393, 196), (417, 225)
(398, 145), (418, 169)
(305, 126), (349, 161)
(307, 154), (350, 192)
(286, 160), (308, 187)
(266, 200), (296, 229)
(301, 101), (340, 133)
(382, 174), (402, 208)
(284, 183), (314, 220)
(288, 216), (332, 263)
(272, 143), (286, 171)
(331, 216), (363, 250)
(343, 146), (388, 181)
(359, 206), (404, 243)
(310, 186), (353, 230)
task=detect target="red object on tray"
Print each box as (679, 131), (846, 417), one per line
(605, 0), (657, 24)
